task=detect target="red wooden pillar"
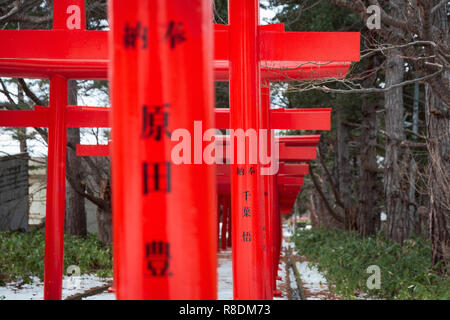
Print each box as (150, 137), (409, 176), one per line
(217, 194), (221, 251)
(229, 0), (264, 299)
(43, 75), (68, 300)
(272, 174), (281, 294)
(277, 204), (283, 268)
(275, 188), (282, 270)
(261, 84), (274, 299)
(110, 0), (216, 299)
(221, 194), (228, 250)
(273, 176), (283, 297)
(227, 195), (232, 248)
(43, 0), (86, 300)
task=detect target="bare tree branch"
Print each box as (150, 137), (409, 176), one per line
(431, 0), (448, 14)
(310, 165), (345, 224)
(17, 78), (44, 106)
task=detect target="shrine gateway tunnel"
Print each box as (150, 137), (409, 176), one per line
(0, 0), (360, 300)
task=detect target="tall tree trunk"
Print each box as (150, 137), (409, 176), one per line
(65, 80), (87, 236)
(426, 0), (449, 273)
(312, 191), (336, 228)
(384, 46), (412, 244)
(311, 164), (344, 229)
(309, 192), (319, 228)
(409, 80), (420, 234)
(336, 106), (355, 229)
(358, 98), (379, 236)
(96, 179), (112, 246)
(17, 80), (27, 153)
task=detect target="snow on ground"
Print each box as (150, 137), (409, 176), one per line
(282, 225), (338, 300)
(2, 226), (302, 300)
(87, 226), (328, 301)
(86, 249), (237, 300)
(217, 249), (234, 300)
(0, 274), (111, 300)
(0, 248), (277, 300)
(274, 252), (295, 300)
(295, 261), (331, 300)
(83, 288), (115, 300)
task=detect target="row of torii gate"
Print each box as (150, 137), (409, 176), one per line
(0, 0), (359, 299)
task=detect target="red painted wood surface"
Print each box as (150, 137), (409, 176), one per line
(0, 0), (360, 300)
(110, 0), (217, 299)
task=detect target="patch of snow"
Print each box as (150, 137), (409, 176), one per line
(2, 236), (294, 300)
(287, 265), (299, 299)
(296, 261), (329, 297)
(283, 230), (292, 237)
(0, 274), (111, 300)
(83, 291), (115, 300)
(0, 250), (247, 300)
(217, 249), (234, 300)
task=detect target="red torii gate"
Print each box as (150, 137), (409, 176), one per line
(79, 135), (317, 298)
(213, 134), (315, 296)
(0, 0), (359, 300)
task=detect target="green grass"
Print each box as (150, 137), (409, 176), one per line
(0, 231), (112, 285)
(292, 228), (449, 300)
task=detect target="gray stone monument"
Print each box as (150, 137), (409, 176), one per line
(0, 154), (29, 231)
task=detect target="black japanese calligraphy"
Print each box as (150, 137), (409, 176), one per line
(123, 22), (148, 49)
(165, 21), (186, 49)
(141, 104), (171, 141)
(145, 241), (172, 277)
(143, 161), (171, 194)
(242, 232), (251, 242)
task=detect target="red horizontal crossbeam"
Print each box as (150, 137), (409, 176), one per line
(279, 144), (316, 162)
(269, 109), (331, 130)
(0, 28), (359, 79)
(279, 184), (303, 193)
(0, 105), (109, 128)
(76, 143), (109, 157)
(278, 163), (309, 176)
(216, 108), (331, 130)
(0, 107), (330, 131)
(276, 135), (321, 147)
(0, 30), (107, 60)
(0, 106), (49, 127)
(76, 142), (318, 162)
(65, 106), (110, 127)
(0, 58), (351, 81)
(277, 176), (304, 186)
(0, 29), (359, 61)
(213, 134), (321, 146)
(214, 60), (351, 81)
(261, 32), (360, 61)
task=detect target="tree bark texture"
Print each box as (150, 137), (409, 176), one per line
(384, 45), (412, 244)
(65, 80), (87, 237)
